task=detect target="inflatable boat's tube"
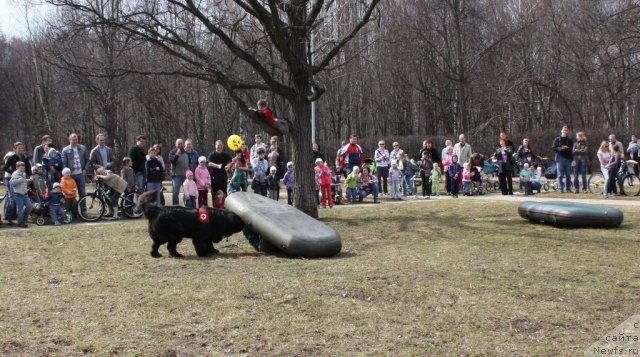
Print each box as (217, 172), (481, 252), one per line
(518, 201), (623, 228)
(225, 192), (342, 257)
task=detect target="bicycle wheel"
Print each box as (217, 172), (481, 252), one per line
(121, 193), (143, 219)
(620, 174), (640, 196)
(77, 193), (105, 222)
(542, 182), (550, 191)
(588, 173), (606, 195)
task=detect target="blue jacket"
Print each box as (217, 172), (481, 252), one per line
(46, 191), (65, 206)
(61, 145), (90, 172)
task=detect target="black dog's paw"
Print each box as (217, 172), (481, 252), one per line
(169, 252), (184, 258)
(150, 251), (162, 258)
(211, 248), (219, 254)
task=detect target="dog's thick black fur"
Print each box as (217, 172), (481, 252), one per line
(138, 191), (245, 258)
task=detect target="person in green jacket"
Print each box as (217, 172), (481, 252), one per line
(430, 162), (442, 196)
(344, 166), (361, 203)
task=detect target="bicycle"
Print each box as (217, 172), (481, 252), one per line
(78, 180), (143, 222)
(589, 160), (640, 196)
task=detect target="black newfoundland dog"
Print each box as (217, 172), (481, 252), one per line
(137, 191), (245, 258)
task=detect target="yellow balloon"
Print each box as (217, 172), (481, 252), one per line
(227, 134), (243, 151)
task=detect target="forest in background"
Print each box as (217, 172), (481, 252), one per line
(1, 0), (640, 163)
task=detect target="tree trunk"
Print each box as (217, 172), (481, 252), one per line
(289, 93), (318, 219)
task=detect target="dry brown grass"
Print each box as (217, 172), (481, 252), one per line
(0, 198), (638, 356)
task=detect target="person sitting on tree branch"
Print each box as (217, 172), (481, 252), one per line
(249, 98), (289, 134)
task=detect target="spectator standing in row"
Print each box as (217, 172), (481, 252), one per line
(47, 183), (65, 226)
(516, 138), (541, 167)
(185, 139), (199, 173)
(335, 140), (347, 175)
(89, 133), (114, 172)
(605, 145), (622, 198)
(251, 148), (269, 196)
(597, 141), (612, 196)
(121, 157), (135, 193)
(552, 125), (573, 193)
(454, 134), (472, 165)
(227, 149), (250, 194)
(627, 135), (639, 161)
(32, 134), (53, 165)
(572, 132), (589, 194)
(195, 156), (211, 207)
(388, 161), (403, 200)
(496, 138), (515, 195)
(4, 142), (31, 224)
(315, 158), (333, 208)
(608, 134), (624, 154)
(448, 155), (461, 198)
(43, 148), (63, 189)
(442, 146), (454, 195)
(419, 139), (439, 166)
(250, 134), (268, 163)
(269, 136), (286, 178)
(183, 171), (197, 208)
(283, 161), (294, 205)
(441, 139), (452, 164)
(60, 168), (77, 215)
(145, 147), (164, 207)
(312, 143), (324, 162)
(61, 133), (89, 216)
(208, 140), (232, 200)
(128, 135), (147, 190)
(389, 142), (404, 164)
(169, 138), (190, 206)
(338, 135), (364, 174)
(267, 166), (281, 201)
(10, 161), (31, 228)
(419, 150), (433, 198)
(374, 140), (390, 196)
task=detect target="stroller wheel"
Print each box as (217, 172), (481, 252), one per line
(63, 212), (73, 224)
(36, 216), (46, 226)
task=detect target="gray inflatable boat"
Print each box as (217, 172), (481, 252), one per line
(225, 192), (342, 258)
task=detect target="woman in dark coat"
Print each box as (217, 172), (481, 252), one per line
(497, 138), (515, 195)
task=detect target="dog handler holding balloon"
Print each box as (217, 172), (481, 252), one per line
(208, 139), (232, 199)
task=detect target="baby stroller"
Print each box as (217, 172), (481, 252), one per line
(544, 162), (558, 179)
(482, 159), (501, 191)
(29, 184), (72, 226)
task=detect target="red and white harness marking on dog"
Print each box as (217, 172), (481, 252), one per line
(198, 207), (210, 223)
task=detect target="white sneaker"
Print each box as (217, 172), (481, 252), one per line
(413, 195), (417, 199)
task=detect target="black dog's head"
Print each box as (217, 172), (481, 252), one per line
(222, 211), (245, 237)
(137, 190), (160, 217)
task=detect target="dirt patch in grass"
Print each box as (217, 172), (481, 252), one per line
(0, 199), (638, 355)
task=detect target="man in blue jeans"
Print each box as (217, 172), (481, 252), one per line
(552, 125), (574, 193)
(168, 138), (190, 206)
(61, 133), (89, 215)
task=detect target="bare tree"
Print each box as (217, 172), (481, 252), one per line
(49, 0), (381, 217)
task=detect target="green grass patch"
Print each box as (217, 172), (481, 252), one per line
(0, 199), (638, 356)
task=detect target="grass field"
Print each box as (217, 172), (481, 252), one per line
(0, 198), (638, 356)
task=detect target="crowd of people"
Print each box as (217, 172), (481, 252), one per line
(2, 124), (638, 228)
(325, 127), (640, 203)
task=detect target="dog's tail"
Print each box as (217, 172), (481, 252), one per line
(137, 190), (160, 217)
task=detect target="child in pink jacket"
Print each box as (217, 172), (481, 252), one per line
(315, 158), (334, 208)
(195, 156), (211, 207)
(183, 170), (198, 208)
